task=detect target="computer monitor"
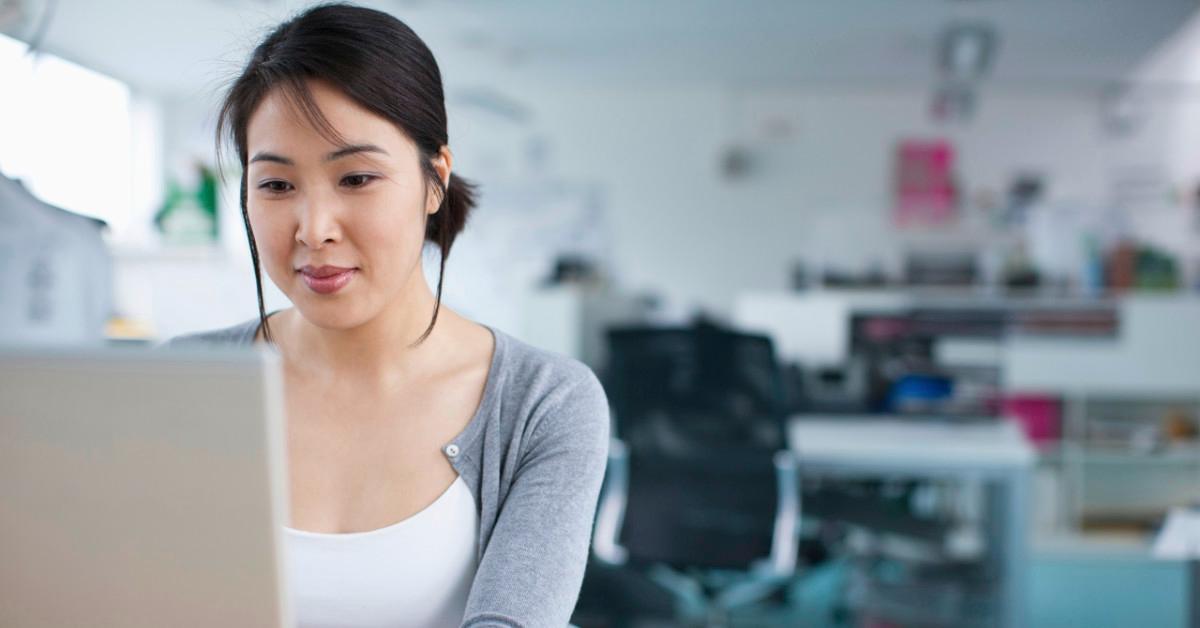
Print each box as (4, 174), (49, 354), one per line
(0, 345), (291, 628)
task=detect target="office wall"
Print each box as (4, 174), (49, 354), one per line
(142, 75), (1192, 337)
(446, 81), (1178, 321)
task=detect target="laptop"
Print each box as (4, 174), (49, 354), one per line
(0, 344), (291, 628)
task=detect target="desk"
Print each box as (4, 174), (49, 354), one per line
(789, 415), (1034, 628)
(1153, 508), (1200, 628)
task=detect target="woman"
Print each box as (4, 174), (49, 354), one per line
(165, 4), (610, 626)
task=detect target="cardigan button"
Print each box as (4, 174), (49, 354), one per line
(444, 444), (460, 458)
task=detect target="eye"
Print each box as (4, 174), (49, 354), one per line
(258, 180), (293, 194)
(341, 173), (378, 189)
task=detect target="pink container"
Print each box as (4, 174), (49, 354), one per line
(1002, 394), (1062, 446)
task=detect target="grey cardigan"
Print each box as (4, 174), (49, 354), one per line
(164, 317), (611, 628)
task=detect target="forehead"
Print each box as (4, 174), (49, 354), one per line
(246, 79), (413, 159)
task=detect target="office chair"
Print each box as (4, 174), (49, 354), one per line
(590, 324), (801, 627)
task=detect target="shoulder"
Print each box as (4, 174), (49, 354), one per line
(494, 328), (608, 417)
(158, 316), (260, 349)
(496, 328), (603, 398)
(490, 328), (611, 449)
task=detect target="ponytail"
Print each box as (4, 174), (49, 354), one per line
(425, 172), (478, 256)
(416, 171), (478, 345)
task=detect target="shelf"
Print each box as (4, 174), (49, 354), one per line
(1075, 448), (1200, 465)
(1038, 443), (1200, 463)
(1004, 298), (1200, 397)
(1032, 532), (1155, 558)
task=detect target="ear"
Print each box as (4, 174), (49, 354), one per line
(426, 146), (454, 216)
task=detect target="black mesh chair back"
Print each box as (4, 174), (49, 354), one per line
(604, 325), (787, 458)
(619, 451), (780, 570)
(598, 324), (797, 572)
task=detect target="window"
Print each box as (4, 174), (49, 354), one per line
(0, 33), (145, 242)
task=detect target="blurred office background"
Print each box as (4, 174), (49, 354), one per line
(4, 0), (1200, 626)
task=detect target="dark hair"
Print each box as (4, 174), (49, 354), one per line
(216, 2), (477, 345)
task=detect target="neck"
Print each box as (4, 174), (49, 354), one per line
(280, 272), (449, 388)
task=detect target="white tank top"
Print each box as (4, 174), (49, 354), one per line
(283, 476), (480, 628)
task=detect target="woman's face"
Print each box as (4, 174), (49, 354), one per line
(245, 79), (447, 331)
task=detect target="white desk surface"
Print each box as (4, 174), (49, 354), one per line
(788, 415), (1035, 471)
(1152, 508), (1200, 560)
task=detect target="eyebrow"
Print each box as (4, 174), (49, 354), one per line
(249, 144), (390, 166)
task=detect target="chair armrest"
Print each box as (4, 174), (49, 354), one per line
(592, 438), (630, 565)
(767, 450), (801, 577)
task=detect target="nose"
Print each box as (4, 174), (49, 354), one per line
(294, 192), (342, 248)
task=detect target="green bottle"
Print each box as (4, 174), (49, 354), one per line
(154, 163), (218, 245)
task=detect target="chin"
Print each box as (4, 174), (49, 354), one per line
(290, 299), (370, 331)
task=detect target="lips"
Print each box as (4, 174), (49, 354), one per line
(299, 265), (356, 278)
(297, 265), (358, 295)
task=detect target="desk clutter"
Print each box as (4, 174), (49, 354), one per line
(572, 295), (1200, 627)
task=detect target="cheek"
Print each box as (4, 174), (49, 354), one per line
(246, 206), (293, 269)
(357, 210), (426, 269)
(359, 189), (431, 259)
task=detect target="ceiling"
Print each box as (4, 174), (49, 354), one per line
(3, 0), (1198, 97)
